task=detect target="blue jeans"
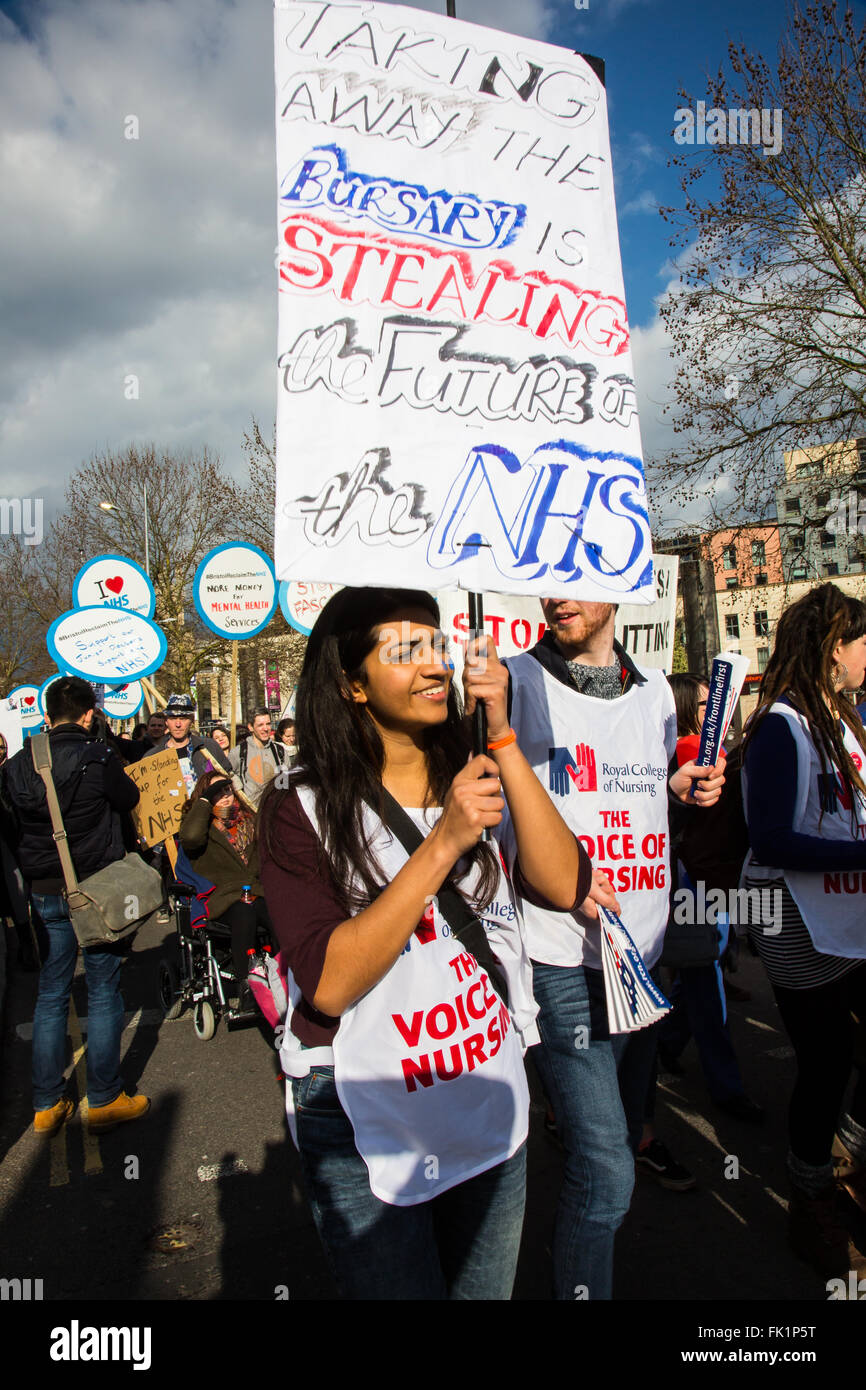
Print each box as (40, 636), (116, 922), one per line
(31, 893), (126, 1110)
(292, 1067), (526, 1299)
(531, 962), (634, 1301)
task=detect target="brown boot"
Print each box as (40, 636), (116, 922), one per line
(34, 1097), (74, 1136)
(86, 1092), (150, 1133)
(788, 1183), (866, 1277)
(833, 1137), (866, 1213)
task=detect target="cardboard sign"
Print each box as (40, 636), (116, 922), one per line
(126, 749), (187, 847)
(273, 1), (652, 602)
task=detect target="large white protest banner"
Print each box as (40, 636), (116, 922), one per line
(274, 1), (652, 602)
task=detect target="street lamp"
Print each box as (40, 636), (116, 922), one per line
(98, 482), (150, 577)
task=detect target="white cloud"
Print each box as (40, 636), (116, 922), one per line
(0, 0), (280, 507)
(600, 0), (655, 18)
(621, 189), (659, 215)
(0, 0), (560, 514)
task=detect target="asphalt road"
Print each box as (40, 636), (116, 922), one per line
(0, 912), (855, 1307)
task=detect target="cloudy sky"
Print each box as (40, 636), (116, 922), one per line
(0, 0), (820, 524)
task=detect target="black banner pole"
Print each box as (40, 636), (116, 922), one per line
(467, 590), (487, 759)
(467, 589), (492, 843)
(446, 0), (490, 835)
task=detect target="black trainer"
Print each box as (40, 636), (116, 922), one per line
(636, 1139), (697, 1191)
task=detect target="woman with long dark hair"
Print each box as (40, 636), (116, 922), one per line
(741, 583), (866, 1276)
(258, 586), (613, 1299)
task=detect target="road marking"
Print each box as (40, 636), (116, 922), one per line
(709, 1189), (748, 1226)
(49, 1123), (69, 1188)
(664, 1101), (725, 1153)
(664, 1101), (762, 1176)
(16, 1007), (164, 1042)
(47, 1003), (72, 1188)
(196, 1159), (249, 1182)
(68, 1000), (102, 1177)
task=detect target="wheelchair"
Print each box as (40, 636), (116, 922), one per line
(157, 879), (272, 1041)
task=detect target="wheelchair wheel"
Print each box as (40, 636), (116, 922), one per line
(193, 1000), (217, 1041)
(158, 959), (183, 1021)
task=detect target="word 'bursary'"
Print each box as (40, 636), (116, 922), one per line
(280, 144), (524, 251)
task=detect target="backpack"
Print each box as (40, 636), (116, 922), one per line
(239, 737), (285, 780)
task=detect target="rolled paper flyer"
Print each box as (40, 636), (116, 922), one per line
(689, 650), (750, 796)
(598, 905), (670, 1034)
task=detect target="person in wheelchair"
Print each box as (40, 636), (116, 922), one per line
(178, 771), (273, 1012)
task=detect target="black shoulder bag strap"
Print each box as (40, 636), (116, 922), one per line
(378, 789), (509, 1006)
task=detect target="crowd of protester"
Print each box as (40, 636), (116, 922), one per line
(1, 580), (865, 1298)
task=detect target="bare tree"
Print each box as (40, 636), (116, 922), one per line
(0, 537), (56, 690)
(656, 1), (866, 522)
(230, 420), (277, 553)
(7, 437), (307, 704)
(37, 444), (243, 694)
(229, 420), (310, 706)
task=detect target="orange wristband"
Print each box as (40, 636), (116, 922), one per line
(488, 728), (517, 751)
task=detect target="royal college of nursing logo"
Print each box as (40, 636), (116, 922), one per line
(548, 742), (597, 795)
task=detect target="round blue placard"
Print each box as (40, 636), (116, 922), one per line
(47, 607), (167, 683)
(73, 554), (156, 619)
(193, 543), (277, 639)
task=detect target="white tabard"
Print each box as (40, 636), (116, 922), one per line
(506, 653), (676, 969)
(279, 791), (533, 1207)
(742, 702), (866, 958)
